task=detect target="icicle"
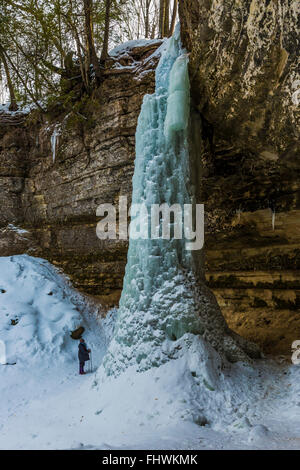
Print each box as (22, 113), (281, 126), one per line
(50, 126), (60, 163)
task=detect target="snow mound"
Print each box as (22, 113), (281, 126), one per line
(0, 255), (103, 365)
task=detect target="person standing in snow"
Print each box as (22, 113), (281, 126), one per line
(78, 338), (91, 375)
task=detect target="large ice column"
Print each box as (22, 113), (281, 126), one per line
(103, 27), (203, 376)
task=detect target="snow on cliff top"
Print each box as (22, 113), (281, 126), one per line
(109, 38), (163, 57)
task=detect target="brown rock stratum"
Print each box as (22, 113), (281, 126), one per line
(1, 2), (299, 355)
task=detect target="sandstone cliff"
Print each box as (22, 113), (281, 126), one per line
(179, 0), (300, 354)
(0, 3), (299, 355)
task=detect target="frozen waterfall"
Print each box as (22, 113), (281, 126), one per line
(103, 27), (204, 376)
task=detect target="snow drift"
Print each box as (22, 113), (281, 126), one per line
(0, 255), (107, 365)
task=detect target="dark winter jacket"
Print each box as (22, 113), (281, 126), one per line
(78, 342), (90, 363)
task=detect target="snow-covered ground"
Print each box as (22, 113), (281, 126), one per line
(0, 255), (299, 450)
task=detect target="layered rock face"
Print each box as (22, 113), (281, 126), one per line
(0, 41), (161, 307)
(179, 0), (300, 354)
(0, 2), (299, 356)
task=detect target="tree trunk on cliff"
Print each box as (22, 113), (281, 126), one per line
(83, 0), (101, 80)
(159, 0), (165, 38)
(163, 0), (170, 37)
(0, 45), (18, 111)
(65, 0), (90, 92)
(159, 0), (171, 38)
(144, 0), (151, 38)
(6, 32), (57, 93)
(169, 0), (177, 37)
(57, 0), (64, 69)
(100, 0), (111, 63)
